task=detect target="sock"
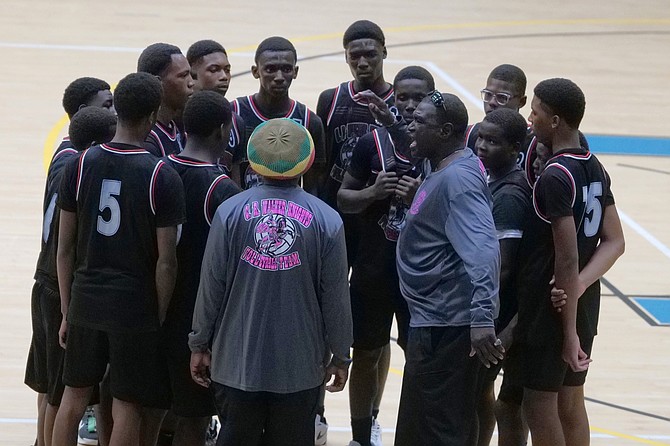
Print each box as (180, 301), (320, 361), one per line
(351, 416), (373, 446)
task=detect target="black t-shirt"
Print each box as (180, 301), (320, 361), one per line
(163, 154), (240, 336)
(144, 120), (186, 157)
(515, 148), (614, 346)
(488, 167), (532, 331)
(316, 81), (394, 208)
(34, 137), (79, 291)
(346, 126), (422, 293)
(231, 95), (326, 189)
(58, 143), (186, 333)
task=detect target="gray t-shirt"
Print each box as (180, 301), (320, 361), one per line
(189, 183), (352, 393)
(396, 149), (500, 328)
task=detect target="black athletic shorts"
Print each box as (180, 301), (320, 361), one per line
(519, 337), (595, 392)
(350, 284), (410, 351)
(161, 321), (216, 418)
(497, 346), (524, 406)
(24, 281), (66, 406)
(62, 323), (170, 409)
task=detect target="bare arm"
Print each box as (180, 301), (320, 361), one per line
(337, 171), (398, 214)
(156, 225), (178, 325)
(56, 209), (77, 348)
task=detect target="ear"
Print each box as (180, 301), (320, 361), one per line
(149, 109), (158, 126)
(77, 103), (87, 112)
(441, 122), (454, 139)
(251, 65), (260, 79)
(382, 46), (388, 59)
(518, 95), (527, 109)
(221, 121), (233, 142)
(551, 115), (560, 129)
(293, 65), (299, 80)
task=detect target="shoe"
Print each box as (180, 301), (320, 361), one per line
(347, 442), (363, 446)
(205, 417), (219, 446)
(314, 414), (328, 446)
(77, 407), (98, 445)
(370, 417), (383, 446)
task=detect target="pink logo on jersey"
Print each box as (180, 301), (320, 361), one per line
(410, 190), (427, 215)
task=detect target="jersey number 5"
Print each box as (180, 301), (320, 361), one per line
(97, 179), (121, 236)
(582, 182), (602, 237)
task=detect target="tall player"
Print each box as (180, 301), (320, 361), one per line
(187, 39), (246, 176)
(52, 72), (186, 446)
(138, 43), (194, 157)
(230, 36), (325, 193)
(516, 78), (624, 446)
(163, 91), (240, 446)
(337, 66), (433, 446)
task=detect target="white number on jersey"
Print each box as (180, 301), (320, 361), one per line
(582, 182), (603, 237)
(43, 193), (57, 243)
(97, 179), (122, 236)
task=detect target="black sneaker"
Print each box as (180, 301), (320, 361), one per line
(205, 417), (219, 446)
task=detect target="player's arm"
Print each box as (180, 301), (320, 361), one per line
(302, 113), (327, 196)
(56, 209), (77, 348)
(155, 226), (178, 325)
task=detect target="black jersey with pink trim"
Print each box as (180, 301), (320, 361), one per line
(144, 120), (186, 157)
(34, 137), (80, 290)
(316, 81), (394, 207)
(163, 154), (240, 336)
(219, 113), (246, 176)
(515, 148), (614, 346)
(231, 95), (325, 189)
(58, 143), (186, 333)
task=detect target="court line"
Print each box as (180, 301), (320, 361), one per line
(618, 164), (670, 175)
(618, 210), (670, 260)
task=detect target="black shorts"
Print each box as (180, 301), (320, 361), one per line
(161, 322), (216, 418)
(62, 323), (170, 409)
(24, 281), (66, 406)
(519, 337), (595, 392)
(497, 346), (524, 406)
(350, 284), (410, 351)
(395, 326), (483, 445)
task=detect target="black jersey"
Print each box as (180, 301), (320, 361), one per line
(231, 95), (325, 189)
(163, 154), (240, 336)
(317, 81), (394, 207)
(144, 120), (186, 157)
(219, 113), (246, 176)
(58, 143), (186, 333)
(488, 167), (532, 330)
(515, 148), (614, 346)
(34, 137), (79, 291)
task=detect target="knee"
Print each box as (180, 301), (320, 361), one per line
(352, 346), (386, 369)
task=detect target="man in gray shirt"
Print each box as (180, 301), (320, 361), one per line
(189, 118), (353, 446)
(394, 91), (503, 445)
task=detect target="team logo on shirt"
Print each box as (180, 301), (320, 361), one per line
(241, 199), (314, 271)
(378, 197), (409, 241)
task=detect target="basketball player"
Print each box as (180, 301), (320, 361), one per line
(337, 66), (434, 446)
(187, 39), (246, 176)
(189, 118), (352, 446)
(230, 36), (325, 193)
(138, 43), (194, 157)
(515, 78), (624, 446)
(52, 72), (186, 446)
(25, 103), (115, 446)
(163, 91), (240, 446)
(474, 108), (532, 446)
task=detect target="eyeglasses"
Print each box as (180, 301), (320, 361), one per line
(480, 89), (514, 106)
(429, 90), (447, 112)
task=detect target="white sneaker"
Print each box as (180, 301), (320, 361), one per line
(370, 417), (383, 446)
(314, 414), (328, 446)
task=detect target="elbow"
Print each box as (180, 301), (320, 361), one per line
(336, 191), (352, 214)
(616, 237), (626, 258)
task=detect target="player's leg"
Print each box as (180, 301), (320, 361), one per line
(110, 398), (142, 446)
(522, 389), (564, 446)
(25, 283), (49, 446)
(557, 385), (588, 446)
(96, 374), (114, 446)
(476, 380), (497, 446)
(51, 385), (95, 446)
(263, 386), (320, 446)
(350, 346), (385, 445)
(36, 393), (46, 446)
(495, 347), (528, 446)
(44, 403), (58, 446)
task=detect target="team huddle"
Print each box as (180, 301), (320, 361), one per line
(25, 18), (625, 446)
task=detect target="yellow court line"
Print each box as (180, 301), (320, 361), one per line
(42, 16), (670, 171)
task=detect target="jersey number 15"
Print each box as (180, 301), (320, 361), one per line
(582, 182), (602, 237)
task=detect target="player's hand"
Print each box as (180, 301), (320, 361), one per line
(470, 326), (505, 368)
(58, 317), (68, 349)
(325, 363), (349, 393)
(562, 335), (592, 372)
(549, 276), (587, 312)
(395, 175), (423, 206)
(371, 171), (399, 200)
(190, 350), (212, 388)
(352, 90), (395, 126)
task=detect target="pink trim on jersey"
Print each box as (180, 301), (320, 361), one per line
(545, 163), (577, 207)
(347, 81), (393, 104)
(248, 96), (296, 121)
(204, 174), (230, 226)
(149, 161), (165, 215)
(305, 105), (311, 129)
(326, 84), (341, 127)
(232, 99), (240, 114)
(464, 124), (476, 146)
(372, 130), (387, 172)
(532, 185), (551, 224)
(75, 149), (90, 202)
(100, 144), (147, 155)
(155, 120), (178, 141)
(525, 135), (537, 186)
(53, 148), (78, 161)
(167, 154), (216, 167)
(148, 130), (166, 157)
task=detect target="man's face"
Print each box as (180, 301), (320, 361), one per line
(394, 78), (431, 122)
(192, 52), (231, 96)
(162, 53), (194, 110)
(407, 99), (443, 160)
(345, 39), (386, 88)
(528, 95), (554, 147)
(475, 120), (517, 173)
(533, 142), (552, 178)
(86, 89), (115, 116)
(482, 78), (526, 114)
(252, 51), (298, 99)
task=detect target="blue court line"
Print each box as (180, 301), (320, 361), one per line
(631, 297), (670, 325)
(585, 134), (670, 156)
